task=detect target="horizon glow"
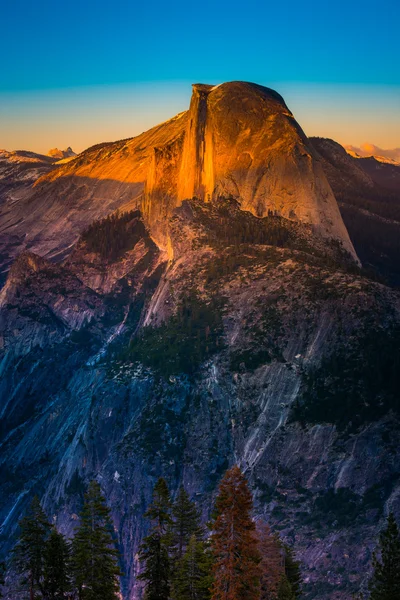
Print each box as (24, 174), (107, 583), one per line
(1, 82), (399, 155)
(1, 0), (399, 154)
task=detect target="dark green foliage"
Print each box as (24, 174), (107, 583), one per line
(229, 348), (274, 372)
(69, 324), (96, 348)
(12, 496), (51, 598)
(292, 323), (400, 431)
(43, 528), (71, 599)
(71, 481), (121, 600)
(277, 575), (296, 600)
(301, 483), (400, 530)
(139, 478), (173, 600)
(140, 532), (171, 600)
(81, 210), (147, 260)
(187, 197), (355, 274)
(143, 478), (173, 535)
(172, 536), (212, 600)
(172, 487), (204, 560)
(135, 396), (188, 463)
(369, 512), (400, 600)
(204, 246), (284, 284)
(313, 488), (360, 528)
(127, 291), (224, 377)
(207, 202), (292, 249)
(283, 544), (302, 598)
(0, 561), (5, 599)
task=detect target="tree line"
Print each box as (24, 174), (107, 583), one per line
(0, 467), (399, 599)
(81, 209), (146, 261)
(140, 466), (301, 600)
(1, 482), (120, 599)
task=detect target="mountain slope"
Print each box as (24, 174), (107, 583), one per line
(0, 201), (399, 600)
(1, 84), (399, 600)
(0, 150), (56, 281)
(311, 137), (400, 286)
(0, 82), (357, 274)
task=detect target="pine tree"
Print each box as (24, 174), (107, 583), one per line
(12, 496), (51, 599)
(172, 487), (203, 560)
(139, 477), (173, 600)
(283, 544), (302, 598)
(277, 575), (295, 600)
(369, 512), (400, 600)
(0, 561), (5, 599)
(210, 465), (261, 600)
(173, 535), (212, 600)
(258, 522), (285, 599)
(71, 481), (122, 600)
(43, 528), (71, 599)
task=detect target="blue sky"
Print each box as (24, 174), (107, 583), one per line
(1, 0), (399, 153)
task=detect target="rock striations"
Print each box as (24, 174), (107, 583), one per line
(0, 82), (357, 271)
(144, 81), (357, 258)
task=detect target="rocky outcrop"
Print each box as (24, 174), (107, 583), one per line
(47, 147), (77, 160)
(0, 82), (358, 275)
(147, 82), (358, 259)
(0, 251), (105, 356)
(0, 151), (57, 282)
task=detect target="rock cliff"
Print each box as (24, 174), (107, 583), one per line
(1, 84), (400, 600)
(0, 199), (399, 599)
(0, 82), (357, 272)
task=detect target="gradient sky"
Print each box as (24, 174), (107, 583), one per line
(1, 0), (399, 154)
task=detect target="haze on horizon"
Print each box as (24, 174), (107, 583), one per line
(1, 0), (399, 155)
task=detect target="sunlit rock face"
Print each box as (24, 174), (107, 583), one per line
(148, 82), (357, 259)
(0, 82), (357, 273)
(47, 147), (77, 160)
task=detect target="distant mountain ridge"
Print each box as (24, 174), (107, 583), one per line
(311, 137), (400, 286)
(345, 143), (400, 165)
(47, 146), (77, 160)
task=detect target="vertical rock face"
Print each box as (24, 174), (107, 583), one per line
(177, 83), (214, 201)
(170, 82), (357, 260)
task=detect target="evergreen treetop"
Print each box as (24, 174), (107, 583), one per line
(258, 522), (285, 600)
(139, 478), (173, 600)
(12, 495), (51, 598)
(369, 512), (400, 600)
(172, 535), (212, 600)
(283, 544), (302, 598)
(145, 477), (173, 536)
(71, 480), (122, 600)
(277, 574), (296, 600)
(210, 465), (261, 600)
(172, 486), (204, 560)
(43, 528), (71, 600)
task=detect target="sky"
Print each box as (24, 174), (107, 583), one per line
(1, 0), (399, 154)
